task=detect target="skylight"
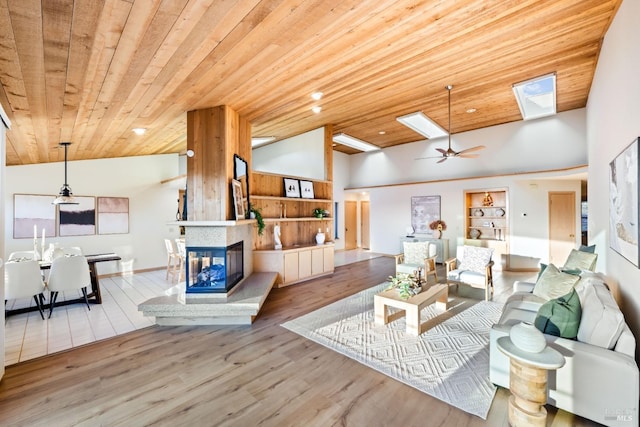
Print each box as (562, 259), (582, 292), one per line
(512, 73), (557, 120)
(332, 133), (379, 152)
(396, 111), (448, 139)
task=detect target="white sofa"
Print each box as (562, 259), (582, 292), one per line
(489, 271), (639, 426)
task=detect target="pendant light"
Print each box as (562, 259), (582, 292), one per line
(52, 142), (79, 205)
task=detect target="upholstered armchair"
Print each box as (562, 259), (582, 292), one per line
(445, 245), (494, 300)
(395, 241), (438, 284)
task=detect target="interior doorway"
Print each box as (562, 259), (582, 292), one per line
(345, 201), (357, 250)
(361, 201), (370, 249)
(548, 191), (576, 265)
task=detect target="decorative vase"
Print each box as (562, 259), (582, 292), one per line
(495, 207), (505, 217)
(433, 229), (442, 239)
(510, 321), (546, 353)
(315, 228), (325, 245)
(474, 209), (484, 217)
(469, 228), (481, 239)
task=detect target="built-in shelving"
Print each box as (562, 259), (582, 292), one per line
(464, 188), (509, 270)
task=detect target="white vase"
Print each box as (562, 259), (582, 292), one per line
(510, 321), (546, 353)
(315, 229), (325, 245)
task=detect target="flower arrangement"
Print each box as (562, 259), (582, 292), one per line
(386, 272), (422, 299)
(429, 219), (447, 231)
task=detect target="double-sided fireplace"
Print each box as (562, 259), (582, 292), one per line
(185, 241), (244, 293)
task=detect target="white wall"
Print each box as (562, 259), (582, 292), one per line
(348, 109), (587, 187)
(587, 0), (640, 344)
(252, 127), (325, 180)
(5, 154), (181, 275)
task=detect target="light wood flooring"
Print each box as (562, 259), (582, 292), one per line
(0, 256), (599, 426)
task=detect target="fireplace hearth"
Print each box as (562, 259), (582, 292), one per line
(185, 241), (243, 293)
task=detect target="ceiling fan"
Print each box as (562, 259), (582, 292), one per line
(416, 85), (485, 163)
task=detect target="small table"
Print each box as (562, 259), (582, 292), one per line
(497, 336), (565, 427)
(374, 283), (448, 335)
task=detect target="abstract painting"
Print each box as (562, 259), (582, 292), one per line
(13, 194), (56, 239)
(59, 196), (96, 237)
(609, 138), (639, 267)
(411, 195), (441, 234)
(98, 197), (129, 234)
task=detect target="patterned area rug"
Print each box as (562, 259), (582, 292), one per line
(281, 283), (504, 419)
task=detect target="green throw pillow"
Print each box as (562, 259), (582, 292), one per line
(579, 244), (596, 253)
(534, 288), (582, 339)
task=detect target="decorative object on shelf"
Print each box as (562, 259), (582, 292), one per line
(231, 179), (245, 220)
(405, 225), (415, 237)
(411, 195), (440, 234)
(429, 219), (447, 239)
(322, 209), (330, 217)
(469, 228), (481, 239)
(495, 207), (505, 217)
(473, 208), (484, 217)
(315, 228), (326, 245)
(386, 271), (423, 299)
(509, 321), (547, 353)
(249, 205), (265, 235)
(233, 154), (249, 214)
(274, 224), (282, 249)
(313, 208), (325, 218)
(299, 180), (315, 199)
(283, 178), (301, 198)
(482, 192), (494, 207)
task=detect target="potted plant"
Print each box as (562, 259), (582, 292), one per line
(429, 219), (447, 239)
(312, 208), (325, 219)
(249, 205), (265, 235)
(386, 273), (422, 299)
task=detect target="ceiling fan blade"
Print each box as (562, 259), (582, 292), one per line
(437, 157), (448, 163)
(457, 145), (486, 155)
(435, 148), (447, 155)
(414, 155), (444, 160)
(457, 153), (481, 158)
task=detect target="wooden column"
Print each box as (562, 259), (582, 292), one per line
(186, 105), (251, 221)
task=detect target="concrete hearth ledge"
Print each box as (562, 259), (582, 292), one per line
(138, 272), (277, 326)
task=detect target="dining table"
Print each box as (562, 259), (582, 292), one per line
(6, 252), (121, 316)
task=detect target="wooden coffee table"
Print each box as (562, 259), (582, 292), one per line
(374, 283), (448, 335)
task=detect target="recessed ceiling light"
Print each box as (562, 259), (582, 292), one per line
(132, 128), (146, 135)
(312, 106), (322, 114)
(311, 91), (323, 100)
(251, 136), (276, 147)
(513, 72), (557, 120)
(332, 133), (379, 152)
(466, 108), (477, 113)
(378, 131), (386, 135)
(396, 112), (448, 139)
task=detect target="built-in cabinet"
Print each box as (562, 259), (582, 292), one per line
(464, 188), (509, 270)
(250, 170), (334, 286)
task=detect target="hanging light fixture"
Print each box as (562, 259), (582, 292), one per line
(52, 142), (79, 205)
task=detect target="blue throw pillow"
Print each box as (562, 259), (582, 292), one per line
(534, 288), (582, 339)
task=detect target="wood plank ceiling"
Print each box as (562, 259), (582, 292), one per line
(0, 0), (622, 165)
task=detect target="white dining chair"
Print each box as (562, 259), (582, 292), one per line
(174, 239), (186, 283)
(47, 255), (92, 318)
(5, 260), (46, 320)
(164, 239), (179, 281)
(62, 246), (83, 256)
(8, 250), (36, 261)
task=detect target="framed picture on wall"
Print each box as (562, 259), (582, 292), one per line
(411, 195), (441, 234)
(231, 179), (245, 220)
(59, 196), (96, 237)
(13, 194), (57, 239)
(97, 197), (129, 234)
(284, 178), (301, 198)
(299, 180), (314, 199)
(609, 137), (639, 267)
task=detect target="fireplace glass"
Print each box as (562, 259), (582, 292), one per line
(185, 241), (243, 293)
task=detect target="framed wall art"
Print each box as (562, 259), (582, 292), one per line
(609, 137), (639, 267)
(299, 180), (314, 199)
(59, 196), (96, 237)
(411, 195), (441, 234)
(97, 197), (129, 234)
(284, 178), (301, 198)
(13, 194), (57, 239)
(232, 179), (245, 220)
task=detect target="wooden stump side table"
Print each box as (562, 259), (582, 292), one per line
(497, 336), (565, 427)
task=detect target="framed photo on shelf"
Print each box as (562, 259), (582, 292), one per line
(299, 180), (314, 199)
(284, 178), (301, 198)
(609, 137), (639, 267)
(231, 179), (245, 220)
